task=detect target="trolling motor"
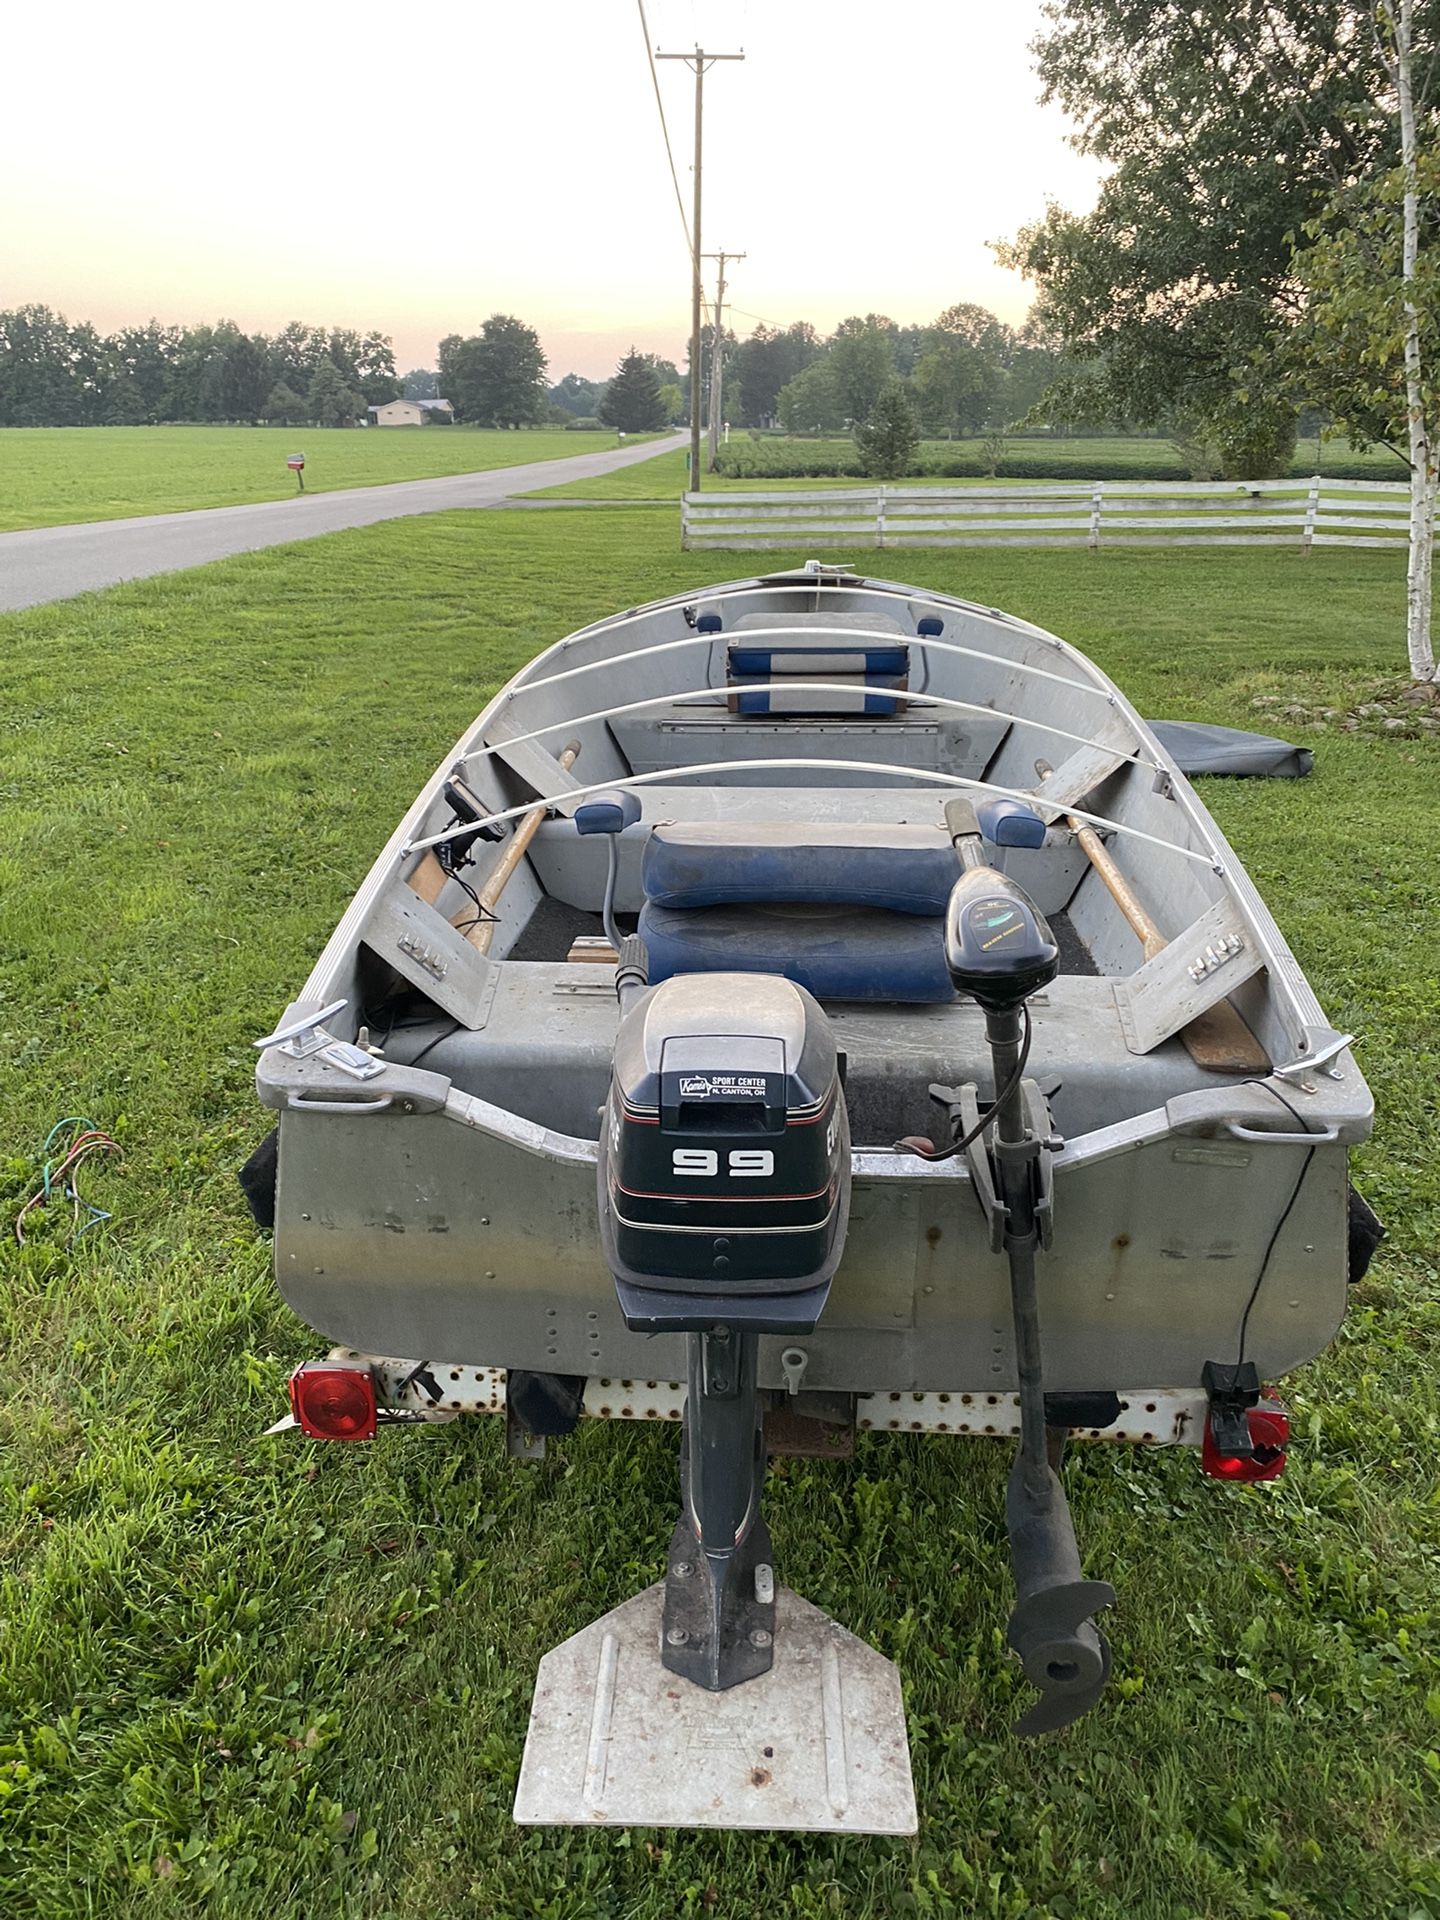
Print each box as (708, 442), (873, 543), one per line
(942, 799), (1114, 1734)
(598, 970), (851, 1690)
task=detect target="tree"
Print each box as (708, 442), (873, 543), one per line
(599, 349), (669, 431)
(103, 371), (147, 426)
(403, 368), (440, 400)
(261, 382), (308, 425)
(356, 331), (400, 406)
(853, 381), (920, 478)
(1296, 147), (1440, 678)
(913, 304), (1013, 435)
(829, 317), (897, 423)
(549, 372), (603, 416)
(731, 321), (821, 426)
(442, 315), (547, 426)
(999, 1), (1416, 471)
(218, 326), (270, 420)
(270, 321), (328, 398)
(777, 359), (846, 434)
(306, 360), (363, 427)
(0, 307), (86, 425)
(112, 321), (182, 422)
(166, 325), (229, 423)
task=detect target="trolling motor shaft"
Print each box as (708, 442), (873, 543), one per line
(983, 996), (1114, 1733)
(943, 807), (1114, 1734)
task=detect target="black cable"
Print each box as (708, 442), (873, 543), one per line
(1233, 1082), (1319, 1370)
(898, 1003), (1034, 1161)
(407, 1019), (462, 1071)
(448, 868), (497, 936)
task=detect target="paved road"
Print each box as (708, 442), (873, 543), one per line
(0, 431), (684, 613)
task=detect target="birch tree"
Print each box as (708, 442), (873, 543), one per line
(1380, 0), (1437, 681)
(1290, 4), (1438, 680)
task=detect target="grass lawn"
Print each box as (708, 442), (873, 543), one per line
(2, 512), (1438, 1919)
(0, 426), (656, 532)
(527, 439), (1409, 501)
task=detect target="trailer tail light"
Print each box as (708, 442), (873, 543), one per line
(289, 1362), (377, 1441)
(1201, 1403), (1288, 1482)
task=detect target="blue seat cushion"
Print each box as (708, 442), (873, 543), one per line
(642, 822), (960, 917)
(727, 645), (909, 676)
(727, 644), (909, 717)
(638, 900), (955, 1004)
(726, 643), (910, 717)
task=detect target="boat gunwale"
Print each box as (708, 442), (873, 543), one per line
(292, 574), (1338, 1068)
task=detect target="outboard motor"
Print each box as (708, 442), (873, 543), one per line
(598, 972), (851, 1689)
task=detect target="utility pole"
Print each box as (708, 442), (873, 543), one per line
(656, 46), (744, 493)
(703, 249), (745, 469)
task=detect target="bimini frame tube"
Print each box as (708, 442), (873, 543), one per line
(456, 684), (1162, 785)
(404, 759), (1226, 872)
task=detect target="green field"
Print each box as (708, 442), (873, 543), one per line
(0, 426), (656, 532)
(527, 438), (1408, 501)
(2, 512), (1438, 1918)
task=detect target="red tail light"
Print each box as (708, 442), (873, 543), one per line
(1201, 1403), (1288, 1482)
(289, 1362), (377, 1441)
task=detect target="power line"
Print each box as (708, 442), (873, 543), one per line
(635, 1), (695, 265)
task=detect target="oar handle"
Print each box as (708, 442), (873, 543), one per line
(464, 743), (581, 954)
(1034, 758), (1166, 960)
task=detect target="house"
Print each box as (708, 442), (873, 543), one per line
(367, 397), (455, 427)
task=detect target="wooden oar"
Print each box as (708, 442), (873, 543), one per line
(460, 742), (581, 954)
(1034, 759), (1269, 1073)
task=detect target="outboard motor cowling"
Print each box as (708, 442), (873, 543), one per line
(599, 973), (850, 1329)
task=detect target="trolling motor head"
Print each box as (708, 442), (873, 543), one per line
(943, 868), (1060, 1013)
(942, 795), (1059, 1013)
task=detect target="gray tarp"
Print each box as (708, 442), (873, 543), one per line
(1147, 720), (1314, 779)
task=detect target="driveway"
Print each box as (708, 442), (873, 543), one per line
(0, 431), (684, 613)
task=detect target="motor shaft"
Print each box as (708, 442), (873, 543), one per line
(662, 1328), (776, 1690)
(980, 992), (1114, 1734)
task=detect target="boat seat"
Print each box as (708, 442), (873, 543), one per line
(726, 641), (909, 716)
(638, 821), (958, 1003)
(725, 613), (910, 716)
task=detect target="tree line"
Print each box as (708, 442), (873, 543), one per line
(0, 308), (402, 428)
(2, 299), (1053, 440)
(539, 311), (1058, 438)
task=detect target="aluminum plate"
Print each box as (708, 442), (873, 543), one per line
(514, 1583), (917, 1834)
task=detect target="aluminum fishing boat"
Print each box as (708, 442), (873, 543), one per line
(250, 563), (1372, 1834)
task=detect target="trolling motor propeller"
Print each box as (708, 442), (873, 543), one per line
(943, 799), (1115, 1735)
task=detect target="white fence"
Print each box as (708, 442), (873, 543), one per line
(680, 477), (1416, 552)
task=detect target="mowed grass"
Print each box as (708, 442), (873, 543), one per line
(0, 426), (655, 532)
(527, 438), (1409, 501)
(2, 513), (1439, 1920)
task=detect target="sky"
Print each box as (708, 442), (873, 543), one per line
(5, 0), (1103, 382)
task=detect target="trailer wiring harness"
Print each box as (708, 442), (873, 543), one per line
(14, 1116), (123, 1246)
